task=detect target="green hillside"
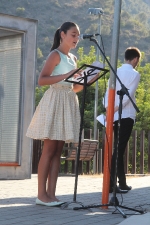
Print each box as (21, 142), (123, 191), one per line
(0, 0), (150, 72)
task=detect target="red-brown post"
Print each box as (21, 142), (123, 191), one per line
(140, 130), (145, 174)
(124, 142), (129, 174)
(132, 130), (137, 174)
(148, 131), (150, 173)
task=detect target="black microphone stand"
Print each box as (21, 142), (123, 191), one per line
(73, 37), (145, 218)
(61, 63), (109, 209)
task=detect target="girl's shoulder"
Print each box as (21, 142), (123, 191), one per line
(47, 50), (60, 58)
(45, 50), (61, 68)
(47, 50), (60, 61)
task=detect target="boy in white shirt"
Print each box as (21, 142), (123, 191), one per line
(104, 47), (141, 193)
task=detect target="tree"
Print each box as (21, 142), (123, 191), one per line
(135, 62), (150, 132)
(37, 48), (43, 59)
(128, 61), (150, 174)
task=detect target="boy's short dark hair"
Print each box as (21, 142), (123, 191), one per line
(125, 47), (141, 61)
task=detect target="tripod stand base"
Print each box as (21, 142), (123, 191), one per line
(109, 196), (119, 206)
(73, 196), (145, 218)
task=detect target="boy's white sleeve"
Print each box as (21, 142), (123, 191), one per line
(115, 73), (140, 109)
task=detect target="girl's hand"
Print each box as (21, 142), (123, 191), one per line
(73, 72), (82, 79)
(65, 69), (78, 79)
(65, 69), (82, 79)
(73, 70), (82, 79)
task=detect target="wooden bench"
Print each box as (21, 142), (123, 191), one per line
(61, 139), (99, 162)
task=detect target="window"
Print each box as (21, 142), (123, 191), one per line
(0, 34), (23, 164)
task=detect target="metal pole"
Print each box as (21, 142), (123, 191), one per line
(93, 14), (101, 173)
(102, 0), (122, 207)
(94, 14), (101, 139)
(109, 2), (122, 88)
(87, 8), (104, 174)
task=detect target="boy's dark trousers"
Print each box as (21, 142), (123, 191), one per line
(110, 117), (134, 188)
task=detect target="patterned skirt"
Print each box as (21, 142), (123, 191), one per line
(26, 83), (81, 143)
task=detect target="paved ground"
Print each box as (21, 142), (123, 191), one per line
(0, 174), (150, 225)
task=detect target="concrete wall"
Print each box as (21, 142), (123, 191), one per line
(0, 13), (38, 179)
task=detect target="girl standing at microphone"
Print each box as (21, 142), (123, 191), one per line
(26, 21), (83, 206)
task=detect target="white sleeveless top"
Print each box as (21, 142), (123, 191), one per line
(51, 49), (76, 86)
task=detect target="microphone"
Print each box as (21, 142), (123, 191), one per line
(79, 33), (100, 40)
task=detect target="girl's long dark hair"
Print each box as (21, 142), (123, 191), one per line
(50, 22), (78, 51)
